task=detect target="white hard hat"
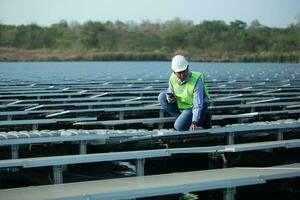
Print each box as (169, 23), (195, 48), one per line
(171, 55), (189, 72)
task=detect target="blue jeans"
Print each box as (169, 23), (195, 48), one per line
(158, 92), (211, 131)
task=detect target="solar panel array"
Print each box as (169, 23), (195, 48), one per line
(0, 77), (300, 199)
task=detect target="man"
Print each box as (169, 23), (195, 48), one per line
(158, 55), (212, 131)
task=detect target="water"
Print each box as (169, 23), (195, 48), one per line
(0, 61), (299, 83)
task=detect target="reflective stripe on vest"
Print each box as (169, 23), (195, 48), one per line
(170, 71), (210, 109)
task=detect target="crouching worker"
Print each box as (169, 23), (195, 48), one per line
(158, 55), (212, 131)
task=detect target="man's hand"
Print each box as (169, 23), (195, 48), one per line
(167, 94), (176, 103)
(189, 122), (198, 131)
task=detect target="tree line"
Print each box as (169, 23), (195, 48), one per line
(0, 19), (299, 62)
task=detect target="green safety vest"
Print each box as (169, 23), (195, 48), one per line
(170, 71), (210, 109)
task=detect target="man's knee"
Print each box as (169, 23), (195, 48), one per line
(158, 92), (167, 104)
(174, 121), (189, 131)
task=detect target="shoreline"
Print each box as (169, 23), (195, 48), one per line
(0, 48), (299, 63)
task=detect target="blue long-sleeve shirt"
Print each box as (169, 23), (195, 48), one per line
(167, 72), (208, 123)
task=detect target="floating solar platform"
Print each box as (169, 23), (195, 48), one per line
(0, 163), (299, 200)
(0, 77), (300, 199)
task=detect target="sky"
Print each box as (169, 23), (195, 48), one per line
(0, 0), (300, 28)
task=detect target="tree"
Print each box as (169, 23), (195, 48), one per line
(230, 20), (247, 30)
(161, 18), (192, 50)
(80, 21), (105, 48)
(249, 20), (264, 29)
